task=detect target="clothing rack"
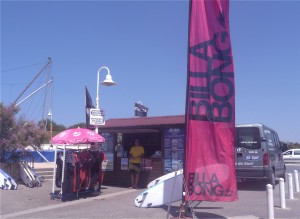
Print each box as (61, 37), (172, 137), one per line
(50, 144), (104, 201)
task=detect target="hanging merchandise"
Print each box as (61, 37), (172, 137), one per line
(51, 146), (106, 201)
(50, 128), (105, 201)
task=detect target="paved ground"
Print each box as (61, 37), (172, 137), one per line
(1, 163), (300, 219)
(1, 178), (300, 219)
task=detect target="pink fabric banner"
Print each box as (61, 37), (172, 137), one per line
(185, 0), (238, 201)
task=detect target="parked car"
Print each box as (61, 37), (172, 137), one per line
(235, 124), (286, 188)
(283, 149), (300, 162)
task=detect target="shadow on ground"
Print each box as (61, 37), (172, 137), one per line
(157, 204), (226, 219)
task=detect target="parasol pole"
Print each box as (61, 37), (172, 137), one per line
(61, 145), (66, 197)
(51, 144), (57, 196)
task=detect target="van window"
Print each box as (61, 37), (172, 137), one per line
(264, 129), (275, 149)
(272, 132), (281, 149)
(236, 127), (261, 149)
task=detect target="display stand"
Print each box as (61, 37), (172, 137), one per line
(50, 144), (67, 201)
(165, 163), (202, 219)
(50, 144), (101, 201)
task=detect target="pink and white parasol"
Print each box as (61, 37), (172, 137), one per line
(50, 127), (105, 145)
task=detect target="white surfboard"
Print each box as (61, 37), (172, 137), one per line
(147, 169), (183, 188)
(19, 161), (35, 188)
(0, 168), (17, 190)
(135, 171), (183, 208)
(21, 161), (42, 187)
(0, 169), (12, 190)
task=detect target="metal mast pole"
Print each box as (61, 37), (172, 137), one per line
(13, 57), (52, 107)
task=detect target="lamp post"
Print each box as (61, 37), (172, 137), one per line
(48, 109), (53, 140)
(95, 66), (116, 133)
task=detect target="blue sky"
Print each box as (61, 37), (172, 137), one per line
(1, 0), (300, 143)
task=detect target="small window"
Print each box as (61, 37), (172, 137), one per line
(264, 129), (275, 148)
(236, 127), (261, 149)
(294, 150), (300, 155)
(283, 151), (292, 155)
(271, 132), (281, 149)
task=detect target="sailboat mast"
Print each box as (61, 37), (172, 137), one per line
(13, 57), (52, 107)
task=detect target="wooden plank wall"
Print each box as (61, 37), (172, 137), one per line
(0, 162), (20, 180)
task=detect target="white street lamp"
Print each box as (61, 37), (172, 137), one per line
(48, 109), (53, 140)
(95, 66), (116, 133)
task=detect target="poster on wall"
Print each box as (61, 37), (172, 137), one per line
(121, 158), (128, 170)
(100, 132), (114, 171)
(164, 128), (185, 173)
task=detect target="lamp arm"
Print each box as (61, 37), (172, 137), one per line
(96, 66), (110, 110)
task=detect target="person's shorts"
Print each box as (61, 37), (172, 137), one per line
(129, 162), (141, 173)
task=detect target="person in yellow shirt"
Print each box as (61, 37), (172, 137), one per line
(129, 139), (144, 189)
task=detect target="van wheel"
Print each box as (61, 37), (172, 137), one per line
(268, 171), (276, 189)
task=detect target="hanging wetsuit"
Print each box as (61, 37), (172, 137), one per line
(79, 151), (92, 190)
(73, 153), (81, 192)
(63, 150), (75, 194)
(55, 153), (63, 188)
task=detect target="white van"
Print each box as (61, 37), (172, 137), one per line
(235, 124), (286, 188)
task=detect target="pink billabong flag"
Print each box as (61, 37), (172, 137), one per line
(184, 0), (238, 201)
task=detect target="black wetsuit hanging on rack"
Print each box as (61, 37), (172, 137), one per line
(55, 152), (63, 188)
(62, 150), (75, 194)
